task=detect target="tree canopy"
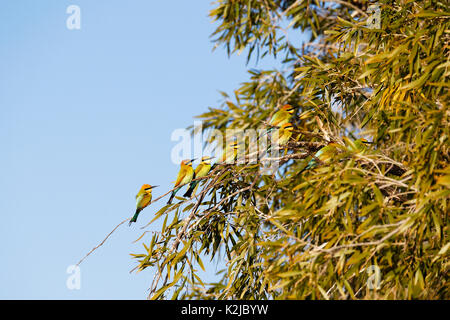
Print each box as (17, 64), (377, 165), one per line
(132, 0), (449, 299)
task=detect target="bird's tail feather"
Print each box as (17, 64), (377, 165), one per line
(167, 192), (175, 204)
(167, 187), (180, 204)
(129, 208), (141, 226)
(298, 166), (308, 175)
(299, 160), (315, 175)
(183, 181), (198, 198)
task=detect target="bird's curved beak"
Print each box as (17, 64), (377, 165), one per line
(151, 185), (159, 189)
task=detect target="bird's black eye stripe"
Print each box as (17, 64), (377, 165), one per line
(144, 188), (152, 191)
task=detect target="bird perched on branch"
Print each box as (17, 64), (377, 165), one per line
(264, 122), (295, 154)
(183, 156), (213, 198)
(218, 140), (240, 164)
(129, 184), (159, 226)
(274, 123), (294, 146)
(167, 158), (195, 204)
(269, 104), (295, 127)
(299, 141), (342, 174)
(348, 138), (373, 153)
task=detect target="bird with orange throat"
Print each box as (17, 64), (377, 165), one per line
(129, 184), (158, 226)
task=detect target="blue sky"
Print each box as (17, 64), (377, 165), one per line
(0, 1), (304, 299)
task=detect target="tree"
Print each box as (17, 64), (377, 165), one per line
(132, 0), (449, 299)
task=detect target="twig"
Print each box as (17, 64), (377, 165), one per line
(76, 217), (130, 266)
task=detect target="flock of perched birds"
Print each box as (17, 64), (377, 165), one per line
(129, 104), (372, 225)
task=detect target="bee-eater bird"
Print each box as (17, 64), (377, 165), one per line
(349, 138), (373, 153)
(274, 123), (294, 146)
(299, 141), (341, 174)
(218, 140), (240, 164)
(269, 104), (295, 127)
(183, 156), (213, 198)
(129, 184), (159, 226)
(167, 158), (196, 204)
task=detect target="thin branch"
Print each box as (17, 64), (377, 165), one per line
(76, 217), (130, 266)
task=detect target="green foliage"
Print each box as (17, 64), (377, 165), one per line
(133, 0), (449, 299)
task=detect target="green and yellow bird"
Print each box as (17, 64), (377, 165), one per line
(348, 138), (373, 153)
(269, 104), (295, 127)
(167, 158), (196, 204)
(183, 156), (213, 198)
(218, 140), (240, 164)
(129, 184), (159, 226)
(274, 122), (294, 146)
(299, 141), (342, 174)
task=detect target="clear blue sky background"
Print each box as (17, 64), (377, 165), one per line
(0, 1), (304, 299)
